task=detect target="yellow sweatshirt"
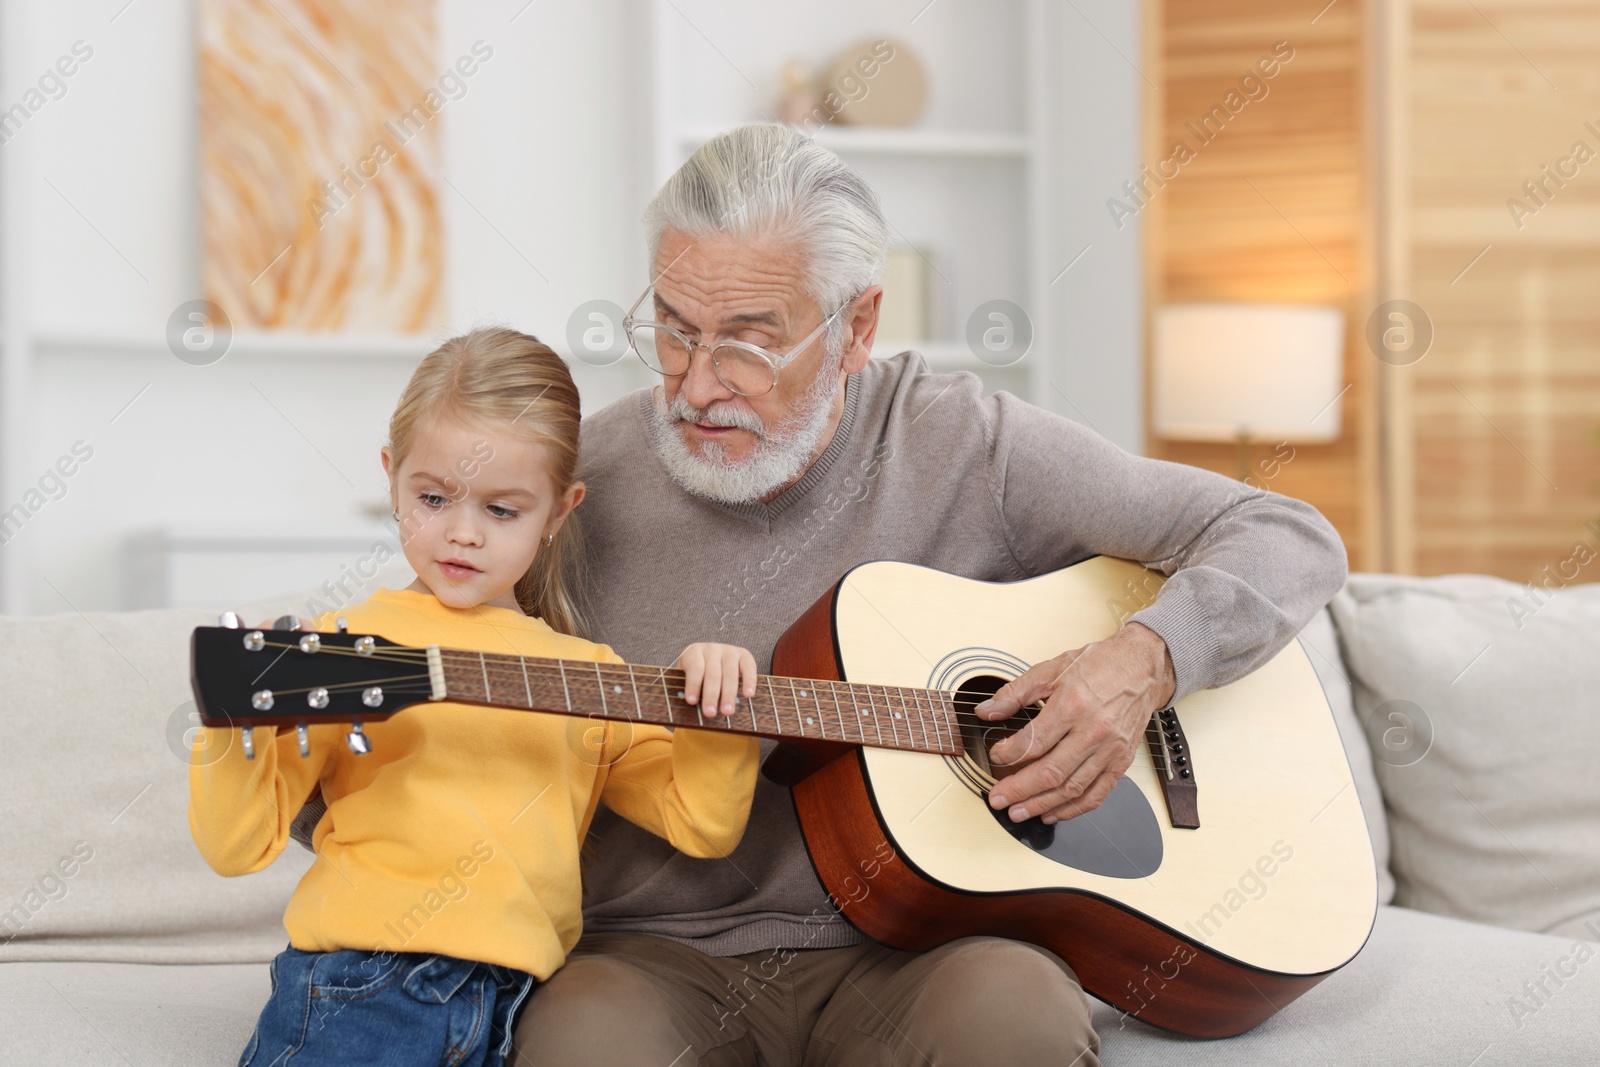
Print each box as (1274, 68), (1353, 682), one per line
(187, 586), (759, 979)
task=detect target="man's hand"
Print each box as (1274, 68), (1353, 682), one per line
(975, 622), (1176, 825)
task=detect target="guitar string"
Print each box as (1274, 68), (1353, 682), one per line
(242, 650), (1041, 745)
(233, 687), (1042, 753)
(246, 640), (965, 725)
(280, 643), (964, 725)
(243, 640), (1052, 744)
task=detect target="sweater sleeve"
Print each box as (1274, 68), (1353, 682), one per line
(187, 720), (337, 877)
(591, 652), (759, 858)
(983, 388), (1348, 704)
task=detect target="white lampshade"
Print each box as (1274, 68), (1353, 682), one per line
(1152, 303), (1345, 443)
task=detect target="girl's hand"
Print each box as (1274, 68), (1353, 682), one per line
(675, 643), (758, 719)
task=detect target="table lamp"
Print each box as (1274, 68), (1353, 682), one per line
(1152, 302), (1345, 480)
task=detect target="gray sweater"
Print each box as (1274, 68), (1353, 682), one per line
(573, 351), (1348, 955)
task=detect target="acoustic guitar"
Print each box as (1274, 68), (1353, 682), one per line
(190, 555), (1376, 1037)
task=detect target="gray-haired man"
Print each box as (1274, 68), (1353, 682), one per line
(509, 123), (1347, 1065)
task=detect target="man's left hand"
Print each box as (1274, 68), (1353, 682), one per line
(975, 621), (1176, 824)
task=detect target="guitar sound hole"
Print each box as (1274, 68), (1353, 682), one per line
(952, 674), (1034, 783)
(950, 675), (1164, 880)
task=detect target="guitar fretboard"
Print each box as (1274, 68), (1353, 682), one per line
(433, 648), (963, 756)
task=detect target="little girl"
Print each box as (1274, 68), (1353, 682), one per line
(188, 327), (761, 1067)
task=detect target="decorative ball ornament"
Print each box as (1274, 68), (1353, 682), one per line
(822, 38), (926, 127)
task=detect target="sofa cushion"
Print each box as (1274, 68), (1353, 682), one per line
(0, 601), (321, 965)
(1096, 904), (1600, 1063)
(7, 908), (1595, 1065)
(1329, 572), (1600, 938)
(0, 958), (271, 1064)
(1294, 605), (1394, 904)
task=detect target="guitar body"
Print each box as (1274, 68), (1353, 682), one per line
(771, 556), (1377, 1038)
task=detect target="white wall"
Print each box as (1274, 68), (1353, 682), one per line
(0, 0), (1142, 614)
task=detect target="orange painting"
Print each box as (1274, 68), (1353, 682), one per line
(199, 0), (445, 331)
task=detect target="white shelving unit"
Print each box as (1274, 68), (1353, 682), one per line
(676, 123), (1032, 160)
(30, 331), (439, 362)
(644, 0), (1052, 405)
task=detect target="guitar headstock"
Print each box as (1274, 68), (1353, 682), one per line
(190, 623), (436, 756)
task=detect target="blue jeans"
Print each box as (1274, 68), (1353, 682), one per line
(240, 944), (537, 1067)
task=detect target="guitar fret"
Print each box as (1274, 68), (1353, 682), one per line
(917, 688), (935, 751)
(889, 687), (915, 748)
(903, 686), (923, 749)
(934, 692), (953, 752)
(659, 668), (677, 725)
(790, 681), (819, 739)
(873, 685), (901, 749)
(786, 678), (817, 738)
(857, 682), (884, 747)
(917, 687), (944, 752)
(593, 663), (609, 719)
(890, 687), (913, 749)
(479, 652), (491, 702)
(918, 689), (936, 751)
(625, 665), (643, 724)
(904, 685), (925, 749)
(838, 684), (864, 742)
(824, 680), (850, 743)
(519, 656), (533, 709)
(557, 659), (572, 712)
(766, 676), (783, 736)
(898, 685), (916, 747)
(689, 669), (705, 727)
(917, 687), (937, 750)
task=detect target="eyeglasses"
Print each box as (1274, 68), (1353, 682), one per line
(622, 284), (849, 397)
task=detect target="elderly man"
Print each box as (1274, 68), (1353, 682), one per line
(503, 122), (1348, 1065)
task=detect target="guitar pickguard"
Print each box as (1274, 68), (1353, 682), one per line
(983, 775), (1163, 878)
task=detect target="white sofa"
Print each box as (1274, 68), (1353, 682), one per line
(3, 569), (1597, 1064)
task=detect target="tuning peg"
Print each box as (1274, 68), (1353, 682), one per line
(296, 723), (310, 757)
(335, 616), (348, 633)
(346, 722), (372, 755)
(241, 726), (255, 760)
(272, 614), (298, 631)
(218, 611), (242, 628)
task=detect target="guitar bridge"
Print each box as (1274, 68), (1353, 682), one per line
(1146, 706), (1199, 829)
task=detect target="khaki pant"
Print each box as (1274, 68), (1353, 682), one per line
(512, 931), (1101, 1067)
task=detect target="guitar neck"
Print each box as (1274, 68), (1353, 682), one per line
(430, 647), (962, 756)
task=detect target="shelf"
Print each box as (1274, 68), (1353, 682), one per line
(678, 124), (1031, 160)
(33, 330), (455, 361)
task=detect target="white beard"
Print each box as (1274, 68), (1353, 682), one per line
(645, 348), (843, 505)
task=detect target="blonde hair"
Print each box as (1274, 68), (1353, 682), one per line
(387, 327), (589, 637)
